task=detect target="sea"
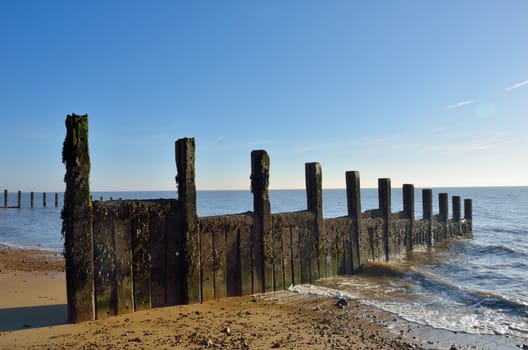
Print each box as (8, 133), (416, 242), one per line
(1, 187), (527, 348)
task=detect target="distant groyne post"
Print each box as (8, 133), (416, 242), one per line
(43, 192), (47, 208)
(55, 193), (59, 207)
(464, 199), (473, 231)
(30, 192), (34, 208)
(403, 184), (415, 252)
(452, 196), (461, 222)
(17, 191), (22, 208)
(62, 113), (95, 322)
(422, 189), (433, 247)
(3, 190), (7, 208)
(378, 178), (391, 261)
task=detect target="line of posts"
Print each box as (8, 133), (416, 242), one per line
(2, 190), (60, 208)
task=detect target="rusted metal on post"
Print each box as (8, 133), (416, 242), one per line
(305, 162), (325, 279)
(251, 150), (271, 292)
(17, 191), (21, 209)
(175, 137), (200, 304)
(62, 113), (95, 322)
(345, 171), (362, 271)
(403, 184), (414, 252)
(422, 189), (433, 247)
(378, 178), (391, 261)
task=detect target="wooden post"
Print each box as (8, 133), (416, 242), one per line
(62, 113), (95, 322)
(43, 192), (47, 207)
(402, 184), (414, 252)
(422, 189), (433, 247)
(55, 193), (59, 207)
(306, 162), (324, 279)
(175, 137), (200, 304)
(345, 171), (362, 271)
(17, 191), (22, 209)
(251, 150), (271, 292)
(4, 190), (7, 208)
(464, 199), (472, 231)
(378, 178), (391, 261)
(452, 196), (461, 222)
(439, 193), (448, 223)
(31, 192), (34, 208)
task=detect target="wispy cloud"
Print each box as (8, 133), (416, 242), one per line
(433, 142), (490, 154)
(504, 80), (528, 91)
(208, 136), (225, 145)
(446, 99), (476, 110)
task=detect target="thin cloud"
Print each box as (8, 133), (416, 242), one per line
(446, 100), (476, 110)
(504, 80), (528, 91)
(208, 136), (225, 145)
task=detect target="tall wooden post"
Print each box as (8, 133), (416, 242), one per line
(176, 138), (200, 304)
(30, 192), (34, 208)
(422, 189), (433, 247)
(4, 190), (7, 208)
(17, 191), (22, 208)
(251, 150), (271, 292)
(439, 193), (448, 223)
(346, 171), (362, 271)
(402, 184), (414, 252)
(378, 178), (391, 261)
(464, 199), (473, 232)
(438, 193), (449, 241)
(452, 196), (461, 222)
(306, 162), (325, 279)
(62, 113), (95, 322)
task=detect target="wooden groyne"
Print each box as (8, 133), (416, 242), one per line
(2, 190), (60, 208)
(62, 114), (472, 323)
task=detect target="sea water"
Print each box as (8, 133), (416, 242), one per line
(0, 187), (527, 346)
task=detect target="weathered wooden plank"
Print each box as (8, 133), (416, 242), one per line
(213, 225), (227, 299)
(239, 222), (253, 296)
(200, 223), (215, 302)
(251, 218), (264, 294)
(131, 210), (151, 311)
(226, 222), (241, 297)
(272, 219), (284, 291)
(291, 224), (301, 286)
(113, 205), (133, 315)
(299, 219), (312, 283)
(165, 201), (183, 305)
(93, 206), (116, 319)
(281, 224), (292, 288)
(149, 213), (167, 308)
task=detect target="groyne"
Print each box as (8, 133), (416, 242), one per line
(2, 190), (60, 208)
(62, 114), (472, 323)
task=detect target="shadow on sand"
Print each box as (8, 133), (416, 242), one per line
(0, 304), (68, 331)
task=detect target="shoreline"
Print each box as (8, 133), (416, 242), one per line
(0, 246), (524, 349)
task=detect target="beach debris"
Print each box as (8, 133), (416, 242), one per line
(271, 341), (281, 348)
(335, 298), (348, 308)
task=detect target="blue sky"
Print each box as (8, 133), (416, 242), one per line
(1, 1), (527, 191)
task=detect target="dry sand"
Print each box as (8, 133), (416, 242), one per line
(0, 246), (428, 349)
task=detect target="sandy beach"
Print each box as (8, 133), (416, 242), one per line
(0, 245), (431, 349)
